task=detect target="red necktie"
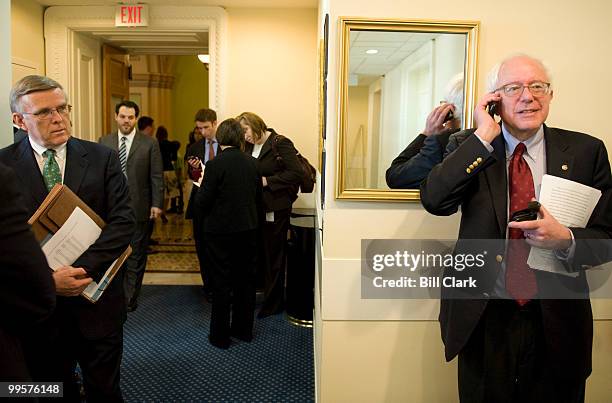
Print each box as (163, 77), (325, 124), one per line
(208, 140), (215, 162)
(506, 143), (537, 305)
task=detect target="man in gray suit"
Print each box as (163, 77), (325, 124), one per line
(99, 101), (163, 312)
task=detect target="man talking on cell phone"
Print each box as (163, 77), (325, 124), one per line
(421, 55), (612, 402)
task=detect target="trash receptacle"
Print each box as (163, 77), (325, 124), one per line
(285, 209), (316, 327)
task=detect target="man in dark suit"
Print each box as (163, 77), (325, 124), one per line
(386, 75), (463, 189)
(195, 118), (262, 348)
(185, 108), (218, 298)
(0, 161), (56, 382)
(1, 75), (134, 401)
(421, 55), (612, 402)
(99, 101), (163, 312)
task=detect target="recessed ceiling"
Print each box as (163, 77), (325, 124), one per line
(83, 30), (209, 55)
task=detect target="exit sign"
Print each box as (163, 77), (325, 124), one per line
(115, 4), (149, 27)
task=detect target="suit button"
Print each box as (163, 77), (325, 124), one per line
(476, 157), (483, 163)
(466, 168), (472, 174)
(496, 254), (503, 263)
(473, 161), (479, 167)
(469, 164), (474, 170)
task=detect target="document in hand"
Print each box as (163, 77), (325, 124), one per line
(28, 184), (131, 303)
(527, 174), (602, 276)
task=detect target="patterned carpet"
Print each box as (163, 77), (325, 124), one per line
(147, 213), (200, 273)
(121, 285), (314, 402)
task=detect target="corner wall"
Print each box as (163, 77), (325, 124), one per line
(318, 0), (612, 401)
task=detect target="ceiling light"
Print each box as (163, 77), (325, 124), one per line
(197, 54), (210, 64)
(366, 49), (378, 55)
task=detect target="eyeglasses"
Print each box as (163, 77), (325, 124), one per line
(495, 82), (551, 97)
(21, 104), (72, 120)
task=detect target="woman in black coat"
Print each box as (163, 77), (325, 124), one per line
(237, 112), (303, 318)
(195, 119), (262, 349)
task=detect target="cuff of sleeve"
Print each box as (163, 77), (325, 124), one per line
(475, 134), (494, 153)
(554, 229), (576, 261)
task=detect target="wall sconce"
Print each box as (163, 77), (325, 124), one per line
(197, 54), (210, 70)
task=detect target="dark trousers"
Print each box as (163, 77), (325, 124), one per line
(23, 317), (123, 403)
(123, 220), (150, 306)
(205, 230), (257, 343)
(260, 208), (290, 315)
(458, 300), (586, 403)
(192, 212), (210, 291)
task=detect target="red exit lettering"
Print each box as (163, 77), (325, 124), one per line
(120, 6), (143, 24)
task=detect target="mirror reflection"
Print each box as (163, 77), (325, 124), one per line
(337, 19), (479, 200)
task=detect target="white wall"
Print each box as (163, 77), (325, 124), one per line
(1, 0), (11, 146)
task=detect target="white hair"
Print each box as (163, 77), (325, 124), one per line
(443, 73), (464, 124)
(486, 54), (553, 93)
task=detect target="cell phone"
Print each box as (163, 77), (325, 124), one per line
(486, 101), (498, 117)
(510, 201), (541, 222)
(443, 109), (454, 123)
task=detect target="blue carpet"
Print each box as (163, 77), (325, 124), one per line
(121, 285), (314, 402)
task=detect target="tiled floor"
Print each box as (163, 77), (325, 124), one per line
(145, 212), (201, 285)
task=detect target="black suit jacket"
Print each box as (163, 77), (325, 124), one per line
(386, 129), (457, 189)
(195, 147), (262, 235)
(244, 130), (302, 212)
(420, 125), (612, 380)
(0, 136), (135, 338)
(0, 162), (56, 380)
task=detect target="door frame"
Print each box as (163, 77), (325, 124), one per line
(44, 5), (227, 135)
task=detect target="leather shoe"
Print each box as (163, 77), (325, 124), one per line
(127, 301), (138, 312)
(208, 335), (230, 349)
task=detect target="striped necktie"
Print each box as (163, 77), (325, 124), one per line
(42, 149), (62, 192)
(119, 136), (128, 176)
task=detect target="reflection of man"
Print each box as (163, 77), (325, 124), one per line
(1, 75), (134, 401)
(0, 161), (56, 382)
(421, 55), (612, 402)
(100, 101), (163, 312)
(386, 75), (463, 189)
(185, 108), (218, 299)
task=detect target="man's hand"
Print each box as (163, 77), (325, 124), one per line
(53, 266), (92, 297)
(187, 157), (201, 169)
(473, 92), (502, 143)
(508, 203), (573, 250)
(150, 207), (162, 219)
(423, 103), (455, 136)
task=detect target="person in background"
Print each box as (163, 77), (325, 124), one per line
(137, 115), (155, 137)
(238, 112), (302, 318)
(99, 101), (163, 313)
(185, 108), (218, 300)
(156, 126), (180, 219)
(386, 74), (464, 189)
(195, 118), (262, 349)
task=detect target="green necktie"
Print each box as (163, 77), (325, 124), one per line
(42, 149), (62, 192)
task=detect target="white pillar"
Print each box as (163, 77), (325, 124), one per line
(0, 0), (12, 147)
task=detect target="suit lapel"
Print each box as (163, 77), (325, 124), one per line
(128, 132), (143, 161)
(13, 138), (47, 208)
(257, 132), (275, 159)
(544, 126), (573, 179)
(63, 137), (89, 194)
(484, 135), (508, 236)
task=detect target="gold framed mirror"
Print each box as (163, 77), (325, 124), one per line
(336, 18), (479, 201)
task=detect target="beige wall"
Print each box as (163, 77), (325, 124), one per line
(11, 0), (45, 80)
(226, 7), (318, 208)
(171, 55), (209, 155)
(318, 0), (612, 401)
(345, 85), (369, 188)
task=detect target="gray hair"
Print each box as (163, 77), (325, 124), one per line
(10, 75), (67, 113)
(486, 54), (553, 93)
(443, 73), (464, 123)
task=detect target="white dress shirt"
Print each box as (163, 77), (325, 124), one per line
(29, 135), (67, 181)
(117, 128), (136, 157)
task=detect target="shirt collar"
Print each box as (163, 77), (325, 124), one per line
(118, 128), (136, 139)
(502, 123), (544, 162)
(28, 135), (68, 159)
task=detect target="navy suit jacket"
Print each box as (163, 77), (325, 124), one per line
(0, 136), (135, 338)
(0, 161), (56, 380)
(420, 125), (612, 380)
